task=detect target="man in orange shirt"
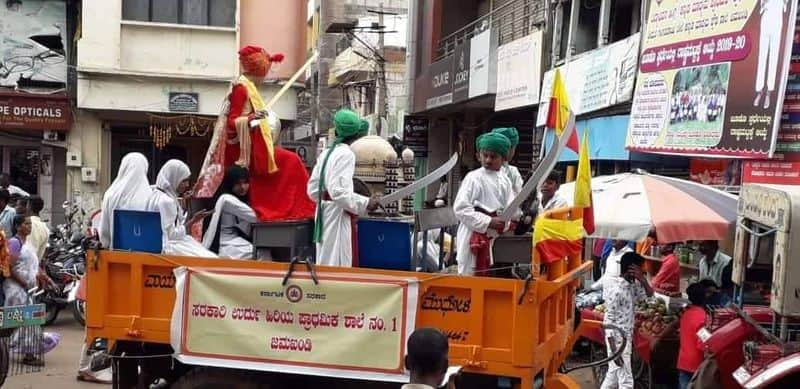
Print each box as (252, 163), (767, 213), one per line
(678, 282), (709, 389)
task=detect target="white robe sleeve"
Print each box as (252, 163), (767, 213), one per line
(326, 149), (369, 216)
(155, 195), (184, 240)
(453, 173), (492, 234)
(222, 196), (257, 223)
(98, 197), (112, 248)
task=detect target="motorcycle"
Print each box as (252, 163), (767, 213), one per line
(38, 249), (85, 326)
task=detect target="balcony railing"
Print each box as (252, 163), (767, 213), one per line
(435, 0), (545, 61)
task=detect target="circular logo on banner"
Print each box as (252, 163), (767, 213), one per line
(286, 285), (303, 303)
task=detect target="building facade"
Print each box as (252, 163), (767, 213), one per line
(406, 0), (692, 201)
(306, 0), (409, 146)
(72, 0), (307, 212)
(0, 0), (75, 224)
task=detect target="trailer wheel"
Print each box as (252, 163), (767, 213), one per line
(172, 367), (269, 389)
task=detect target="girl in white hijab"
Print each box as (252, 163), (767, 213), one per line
(146, 160), (216, 257)
(98, 152), (151, 248)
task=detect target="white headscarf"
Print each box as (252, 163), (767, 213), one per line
(99, 152), (150, 248)
(155, 160), (191, 199)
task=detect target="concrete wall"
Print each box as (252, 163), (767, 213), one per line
(77, 75), (297, 119)
(66, 110), (107, 212)
(78, 0), (237, 78)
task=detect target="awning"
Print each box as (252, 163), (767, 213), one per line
(544, 115), (630, 161)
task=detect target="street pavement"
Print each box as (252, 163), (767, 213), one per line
(0, 306), (597, 388)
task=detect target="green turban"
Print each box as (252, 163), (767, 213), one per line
(333, 109), (362, 141)
(359, 119), (369, 136)
(476, 132), (511, 157)
(492, 127), (519, 147)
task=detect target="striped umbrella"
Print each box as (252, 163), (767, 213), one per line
(556, 172), (737, 243)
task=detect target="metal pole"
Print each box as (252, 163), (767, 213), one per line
(376, 2), (386, 137)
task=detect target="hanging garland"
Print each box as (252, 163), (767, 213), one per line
(148, 114), (215, 149)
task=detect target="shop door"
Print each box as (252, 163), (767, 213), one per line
(9, 148), (40, 195)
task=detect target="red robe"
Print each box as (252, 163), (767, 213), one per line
(224, 84), (315, 221)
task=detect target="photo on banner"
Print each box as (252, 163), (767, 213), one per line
(627, 0), (799, 157)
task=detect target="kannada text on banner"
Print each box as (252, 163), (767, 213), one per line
(174, 269), (416, 379)
(627, 0), (798, 157)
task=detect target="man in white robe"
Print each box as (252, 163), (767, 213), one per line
(308, 110), (378, 267)
(537, 172), (568, 216)
(454, 132), (516, 276)
(145, 159), (217, 258)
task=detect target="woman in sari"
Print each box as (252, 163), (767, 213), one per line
(5, 215), (44, 366)
(146, 160), (216, 258)
(203, 165), (258, 259)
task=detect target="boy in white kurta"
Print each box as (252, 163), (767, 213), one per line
(492, 127), (523, 196)
(308, 110), (378, 267)
(454, 132), (515, 276)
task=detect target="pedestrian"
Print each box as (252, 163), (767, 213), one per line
(537, 171), (568, 216)
(0, 173), (29, 197)
(98, 152), (151, 249)
(4, 215), (45, 366)
(13, 195), (27, 216)
(491, 127), (523, 196)
(650, 244), (680, 296)
(145, 160), (216, 257)
(591, 240), (634, 290)
(697, 240), (733, 301)
(453, 132), (516, 275)
(600, 252), (654, 389)
(27, 196), (49, 262)
(678, 282), (710, 389)
(307, 109), (379, 267)
(0, 189), (16, 238)
(202, 165), (258, 259)
(403, 328), (454, 389)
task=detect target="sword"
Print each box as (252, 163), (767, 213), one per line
(378, 153), (459, 206)
(496, 119), (577, 222)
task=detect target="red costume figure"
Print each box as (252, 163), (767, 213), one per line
(195, 46), (315, 222)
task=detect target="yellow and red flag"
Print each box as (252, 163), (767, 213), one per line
(545, 69), (580, 153)
(574, 129), (595, 234)
(533, 217), (583, 264)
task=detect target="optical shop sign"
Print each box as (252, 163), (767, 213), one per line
(171, 268), (418, 382)
(627, 0), (798, 158)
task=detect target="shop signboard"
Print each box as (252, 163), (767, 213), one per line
(169, 92), (200, 113)
(451, 41), (471, 104)
(402, 115), (428, 156)
(496, 31), (544, 111)
(627, 0), (798, 158)
(536, 33), (640, 124)
(0, 93), (71, 131)
(423, 57), (454, 110)
(0, 1), (66, 89)
(172, 268), (418, 382)
(469, 29), (495, 99)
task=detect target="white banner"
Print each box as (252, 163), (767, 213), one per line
(536, 33), (640, 126)
(171, 267), (418, 383)
(469, 29), (493, 98)
(495, 31), (544, 111)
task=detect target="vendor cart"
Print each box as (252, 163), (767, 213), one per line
(577, 297), (682, 389)
(0, 302), (48, 386)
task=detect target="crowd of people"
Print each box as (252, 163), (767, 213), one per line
(669, 90), (725, 124)
(0, 174), (52, 368)
(588, 233), (736, 389)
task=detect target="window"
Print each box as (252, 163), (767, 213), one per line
(122, 0), (235, 28)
